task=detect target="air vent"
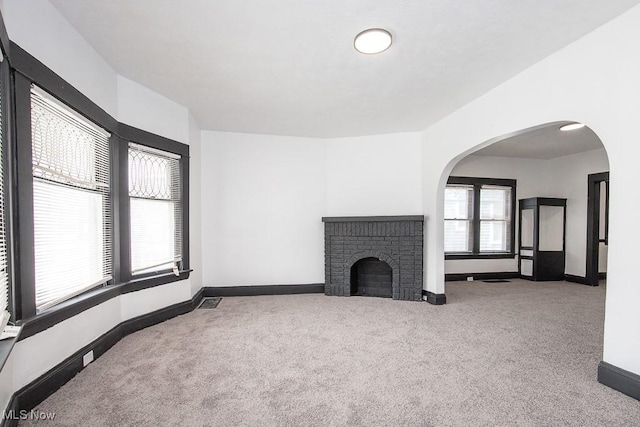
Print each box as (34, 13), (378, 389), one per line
(198, 297), (222, 309)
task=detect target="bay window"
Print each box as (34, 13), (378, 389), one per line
(3, 43), (189, 330)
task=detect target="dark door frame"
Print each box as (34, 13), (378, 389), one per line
(586, 171), (609, 286)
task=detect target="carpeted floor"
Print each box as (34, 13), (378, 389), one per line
(22, 280), (640, 426)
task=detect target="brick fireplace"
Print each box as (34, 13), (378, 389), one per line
(322, 216), (424, 301)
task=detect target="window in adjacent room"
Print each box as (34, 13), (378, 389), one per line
(128, 143), (182, 275)
(444, 177), (516, 259)
(479, 185), (512, 252)
(444, 184), (473, 252)
(31, 86), (112, 311)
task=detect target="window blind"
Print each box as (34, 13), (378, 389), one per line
(0, 53), (8, 319)
(479, 185), (511, 252)
(31, 86), (112, 311)
(128, 143), (182, 275)
(444, 185), (473, 252)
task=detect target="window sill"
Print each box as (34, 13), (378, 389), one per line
(16, 269), (192, 341)
(0, 332), (19, 372)
(121, 269), (192, 294)
(445, 253), (516, 260)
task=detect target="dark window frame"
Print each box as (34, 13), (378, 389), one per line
(445, 176), (516, 260)
(118, 124), (190, 284)
(7, 42), (190, 336)
(0, 35), (11, 320)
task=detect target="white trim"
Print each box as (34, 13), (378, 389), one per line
(131, 258), (181, 276)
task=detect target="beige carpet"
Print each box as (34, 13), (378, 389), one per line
(21, 280), (640, 426)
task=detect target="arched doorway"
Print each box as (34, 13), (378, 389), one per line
(439, 121), (609, 291)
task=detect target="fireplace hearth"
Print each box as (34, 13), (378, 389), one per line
(322, 216), (424, 301)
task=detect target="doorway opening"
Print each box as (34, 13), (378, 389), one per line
(586, 172), (609, 286)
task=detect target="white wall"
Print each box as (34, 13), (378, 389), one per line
(117, 76), (190, 143)
(326, 133), (423, 216)
(189, 113), (203, 296)
(445, 149), (609, 276)
(201, 131), (327, 286)
(0, 0), (118, 117)
(420, 5), (640, 375)
(12, 298), (121, 391)
(546, 148), (609, 276)
(200, 131), (423, 287)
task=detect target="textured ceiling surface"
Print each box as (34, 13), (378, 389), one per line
(50, 0), (640, 138)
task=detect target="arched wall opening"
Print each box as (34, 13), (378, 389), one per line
(426, 120), (617, 397)
(437, 121), (609, 291)
(416, 2), (640, 395)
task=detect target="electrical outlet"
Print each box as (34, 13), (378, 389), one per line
(83, 350), (94, 367)
(467, 276), (474, 281)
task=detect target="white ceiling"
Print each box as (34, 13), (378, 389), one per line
(472, 122), (604, 160)
(50, 0), (640, 138)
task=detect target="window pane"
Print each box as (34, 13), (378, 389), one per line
(480, 220), (507, 251)
(130, 198), (176, 274)
(521, 208), (534, 247)
(599, 181), (607, 240)
(31, 86), (111, 311)
(480, 186), (510, 220)
(33, 181), (107, 309)
(128, 143), (182, 275)
(129, 148), (173, 200)
(444, 220), (471, 252)
(444, 186), (473, 219)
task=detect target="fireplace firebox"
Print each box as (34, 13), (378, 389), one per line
(322, 216), (424, 301)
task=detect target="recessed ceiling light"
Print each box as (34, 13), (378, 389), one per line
(560, 122), (586, 131)
(354, 28), (392, 54)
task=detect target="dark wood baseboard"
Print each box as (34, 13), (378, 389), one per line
(563, 274), (596, 286)
(1, 289), (204, 427)
(2, 396), (18, 427)
(423, 290), (446, 305)
(204, 283), (324, 297)
(445, 272), (519, 282)
(599, 272), (607, 280)
(598, 361), (640, 401)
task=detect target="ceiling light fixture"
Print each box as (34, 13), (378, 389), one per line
(354, 28), (392, 54)
(560, 122), (586, 131)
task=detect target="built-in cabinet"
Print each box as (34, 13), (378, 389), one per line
(519, 197), (566, 281)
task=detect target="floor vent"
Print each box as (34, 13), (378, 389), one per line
(482, 279), (511, 283)
(198, 297), (222, 309)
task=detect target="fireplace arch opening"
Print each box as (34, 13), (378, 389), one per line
(350, 257), (392, 298)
